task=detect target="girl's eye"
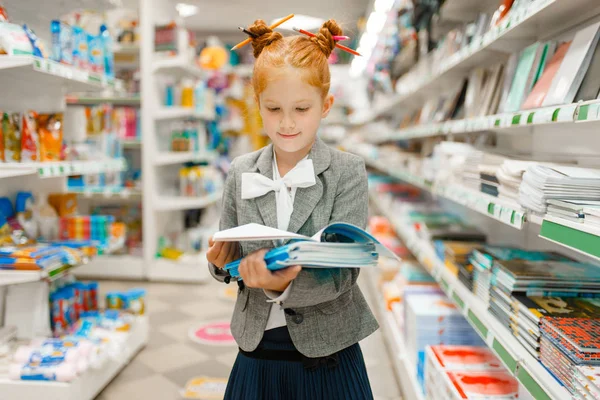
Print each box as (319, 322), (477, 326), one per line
(267, 107), (280, 112)
(296, 107), (309, 112)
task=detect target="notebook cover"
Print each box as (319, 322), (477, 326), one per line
(498, 53), (519, 113)
(522, 41), (571, 109)
(446, 370), (519, 399)
(513, 294), (600, 322)
(504, 43), (540, 112)
(543, 21), (600, 106)
(430, 345), (503, 370)
(575, 36), (600, 101)
(498, 260), (600, 281)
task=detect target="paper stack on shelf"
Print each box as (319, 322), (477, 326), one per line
(497, 160), (538, 205)
(519, 165), (600, 214)
(425, 345), (519, 400)
(405, 293), (486, 386)
(540, 318), (600, 395)
(574, 365), (600, 399)
(435, 241), (482, 278)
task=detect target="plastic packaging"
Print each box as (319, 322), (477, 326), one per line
(181, 79), (194, 108)
(22, 24), (45, 58)
(88, 34), (104, 74)
(3, 112), (21, 163)
(0, 22), (33, 56)
(50, 20), (73, 64)
(21, 111), (39, 162)
(15, 192), (37, 239)
(99, 24), (114, 78)
(9, 362), (77, 382)
(38, 113), (63, 161)
(72, 25), (88, 70)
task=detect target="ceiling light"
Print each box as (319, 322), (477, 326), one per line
(374, 0), (395, 13)
(176, 3), (198, 18)
(366, 11), (387, 34)
(271, 14), (324, 31)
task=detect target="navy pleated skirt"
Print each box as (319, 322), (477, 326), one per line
(224, 327), (374, 400)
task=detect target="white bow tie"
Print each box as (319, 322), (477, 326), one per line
(241, 159), (316, 231)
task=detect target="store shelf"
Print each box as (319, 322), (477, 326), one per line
(0, 316), (148, 400)
(0, 260), (87, 287)
(153, 56), (206, 79)
(74, 255), (145, 280)
(154, 106), (216, 122)
(370, 101), (586, 143)
(154, 151), (218, 166)
(539, 216), (600, 262)
(370, 193), (571, 400)
(354, 149), (528, 229)
(350, 0), (600, 125)
(113, 44), (140, 56)
(0, 159), (127, 179)
(0, 168), (37, 180)
(122, 140), (142, 149)
(438, 0), (494, 22)
(364, 268), (425, 400)
(0, 56), (121, 93)
(154, 191), (222, 211)
(66, 95), (141, 106)
(148, 254), (210, 283)
(67, 187), (142, 199)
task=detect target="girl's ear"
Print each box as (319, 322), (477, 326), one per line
(321, 94), (335, 118)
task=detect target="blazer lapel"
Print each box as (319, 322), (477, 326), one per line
(253, 144), (278, 231)
(287, 138), (331, 234)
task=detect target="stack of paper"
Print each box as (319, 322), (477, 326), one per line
(213, 222), (398, 279)
(435, 241), (482, 278)
(574, 365), (600, 399)
(404, 294), (485, 368)
(519, 165), (600, 214)
(540, 318), (600, 394)
(425, 345), (511, 399)
(497, 160), (538, 205)
(445, 371), (520, 399)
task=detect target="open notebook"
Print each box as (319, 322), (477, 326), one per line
(213, 222), (399, 278)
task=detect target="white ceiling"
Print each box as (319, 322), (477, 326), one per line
(175, 0), (371, 36)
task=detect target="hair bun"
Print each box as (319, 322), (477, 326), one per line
(312, 19), (343, 58)
(247, 19), (284, 58)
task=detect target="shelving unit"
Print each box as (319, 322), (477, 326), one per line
(0, 159), (127, 178)
(369, 193), (570, 400)
(74, 255), (145, 280)
(364, 262), (425, 400)
(0, 316), (149, 400)
(140, 0), (220, 282)
(66, 186), (142, 199)
(0, 56), (122, 93)
(154, 191), (222, 211)
(350, 0), (600, 125)
(66, 95), (141, 106)
(153, 151), (217, 166)
(367, 100), (592, 143)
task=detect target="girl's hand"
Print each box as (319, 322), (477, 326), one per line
(239, 249), (302, 292)
(206, 237), (240, 269)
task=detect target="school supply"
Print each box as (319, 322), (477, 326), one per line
(232, 14), (295, 50)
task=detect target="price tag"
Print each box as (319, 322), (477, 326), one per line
(530, 107), (555, 124)
(555, 104), (577, 123)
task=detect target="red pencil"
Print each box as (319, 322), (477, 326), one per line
(292, 27), (361, 56)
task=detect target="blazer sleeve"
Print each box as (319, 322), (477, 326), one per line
(208, 160), (238, 283)
(281, 157), (368, 309)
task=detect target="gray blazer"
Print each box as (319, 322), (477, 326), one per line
(209, 138), (379, 357)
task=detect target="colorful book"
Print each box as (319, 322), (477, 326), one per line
(575, 35), (600, 101)
(504, 43), (542, 112)
(513, 294), (600, 323)
(543, 21), (600, 106)
(446, 371), (519, 399)
(522, 41), (571, 109)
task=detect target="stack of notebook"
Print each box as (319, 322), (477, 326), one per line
(540, 318), (600, 395)
(545, 199), (600, 226)
(470, 247), (565, 308)
(214, 222), (399, 279)
(496, 160), (538, 205)
(424, 345), (513, 400)
(574, 365), (600, 399)
(434, 241), (483, 278)
(404, 294), (485, 367)
(518, 165), (600, 214)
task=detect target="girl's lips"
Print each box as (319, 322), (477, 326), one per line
(277, 132), (301, 139)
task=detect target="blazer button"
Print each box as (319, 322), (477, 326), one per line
(293, 313), (304, 324)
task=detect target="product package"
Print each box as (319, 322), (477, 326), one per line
(72, 26), (89, 70)
(0, 22), (33, 56)
(88, 34), (104, 74)
(51, 20), (73, 64)
(3, 112), (21, 162)
(38, 113), (63, 161)
(21, 111), (40, 162)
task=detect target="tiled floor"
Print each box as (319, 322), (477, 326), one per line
(95, 273), (402, 400)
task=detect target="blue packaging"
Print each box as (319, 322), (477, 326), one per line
(88, 34), (104, 74)
(72, 26), (88, 70)
(99, 24), (114, 78)
(50, 20), (73, 64)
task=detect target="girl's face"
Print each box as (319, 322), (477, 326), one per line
(259, 68), (334, 157)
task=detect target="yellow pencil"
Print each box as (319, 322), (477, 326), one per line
(231, 14), (294, 51)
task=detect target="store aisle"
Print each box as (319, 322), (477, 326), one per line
(95, 274), (402, 400)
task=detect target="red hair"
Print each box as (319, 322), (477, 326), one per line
(247, 19), (342, 100)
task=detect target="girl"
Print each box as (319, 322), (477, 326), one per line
(206, 18), (379, 400)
